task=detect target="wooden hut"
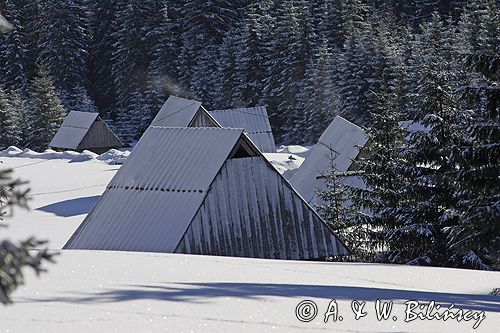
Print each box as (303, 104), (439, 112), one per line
(49, 111), (123, 154)
(151, 95), (219, 128)
(152, 96), (276, 153)
(64, 127), (349, 260)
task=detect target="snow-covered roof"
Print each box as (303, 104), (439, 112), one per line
(151, 96), (205, 127)
(49, 111), (99, 150)
(209, 106), (276, 153)
(65, 126), (347, 259)
(65, 127), (246, 253)
(399, 120), (433, 134)
(290, 116), (368, 205)
(0, 12), (13, 33)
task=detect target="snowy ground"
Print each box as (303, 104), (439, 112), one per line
(0, 149), (499, 332)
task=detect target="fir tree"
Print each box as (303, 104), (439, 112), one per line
(27, 65), (65, 151)
(87, 0), (118, 117)
(0, 15), (54, 307)
(446, 0), (499, 270)
(111, 0), (150, 143)
(0, 85), (22, 149)
(213, 26), (239, 109)
(392, 13), (464, 266)
(317, 152), (370, 261)
(37, 0), (90, 109)
(145, 0), (182, 121)
(350, 81), (409, 263)
(0, 0), (29, 94)
(262, 0), (305, 143)
(229, 3), (267, 108)
(296, 38), (338, 144)
(177, 0), (238, 102)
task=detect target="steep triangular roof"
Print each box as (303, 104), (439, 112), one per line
(290, 116), (368, 205)
(64, 127), (348, 259)
(49, 111), (100, 150)
(151, 95), (218, 128)
(209, 106), (276, 152)
(64, 127), (252, 253)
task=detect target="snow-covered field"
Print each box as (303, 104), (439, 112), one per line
(0, 149), (499, 333)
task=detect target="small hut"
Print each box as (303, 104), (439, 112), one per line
(152, 96), (276, 153)
(49, 111), (123, 154)
(290, 116), (368, 205)
(209, 107), (276, 153)
(151, 95), (219, 128)
(64, 126), (349, 260)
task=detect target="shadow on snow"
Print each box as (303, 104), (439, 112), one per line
(36, 195), (100, 217)
(23, 282), (500, 313)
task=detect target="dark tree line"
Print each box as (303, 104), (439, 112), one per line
(1, 0), (495, 147)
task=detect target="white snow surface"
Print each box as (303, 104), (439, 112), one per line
(263, 153), (304, 177)
(0, 150), (499, 333)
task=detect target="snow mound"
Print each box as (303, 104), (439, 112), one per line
(0, 146), (82, 160)
(97, 149), (130, 165)
(1, 146), (128, 165)
(69, 150), (98, 163)
(277, 145), (311, 158)
(264, 153), (304, 177)
(0, 146), (23, 156)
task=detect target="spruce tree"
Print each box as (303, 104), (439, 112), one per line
(317, 152), (367, 260)
(0, 13), (54, 306)
(296, 38), (338, 144)
(111, 0), (150, 143)
(37, 0), (90, 109)
(88, 0), (118, 117)
(446, 0), (499, 270)
(177, 0), (238, 103)
(145, 0), (182, 121)
(0, 0), (29, 94)
(27, 65), (65, 151)
(229, 3), (267, 108)
(0, 85), (22, 149)
(262, 0), (305, 143)
(351, 81), (409, 263)
(7, 89), (27, 147)
(392, 13), (464, 266)
(213, 27), (239, 109)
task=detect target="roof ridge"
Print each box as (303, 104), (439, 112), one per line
(211, 106), (265, 111)
(149, 126), (244, 132)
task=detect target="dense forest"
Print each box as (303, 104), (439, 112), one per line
(0, 0), (496, 146)
(0, 1), (498, 270)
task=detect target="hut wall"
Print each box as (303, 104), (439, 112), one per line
(190, 110), (219, 128)
(78, 120), (122, 153)
(175, 157), (347, 259)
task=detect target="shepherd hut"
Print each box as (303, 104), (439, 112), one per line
(152, 96), (276, 153)
(64, 126), (349, 260)
(151, 95), (219, 128)
(49, 111), (123, 154)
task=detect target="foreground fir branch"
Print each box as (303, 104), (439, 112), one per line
(0, 168), (55, 304)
